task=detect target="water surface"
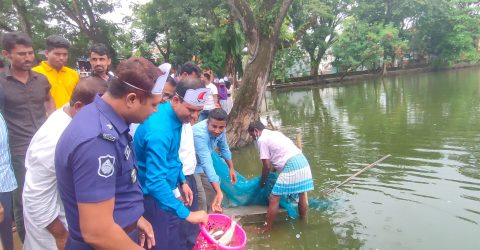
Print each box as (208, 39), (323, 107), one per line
(233, 68), (480, 250)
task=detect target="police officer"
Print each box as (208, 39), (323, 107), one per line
(55, 57), (166, 249)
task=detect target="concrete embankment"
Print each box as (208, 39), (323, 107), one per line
(270, 63), (480, 90)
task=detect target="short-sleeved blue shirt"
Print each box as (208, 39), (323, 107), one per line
(193, 119), (232, 183)
(55, 95), (144, 241)
(134, 102), (190, 219)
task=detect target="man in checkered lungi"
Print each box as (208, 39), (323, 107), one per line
(248, 121), (314, 232)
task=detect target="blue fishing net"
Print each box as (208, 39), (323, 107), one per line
(212, 152), (333, 219)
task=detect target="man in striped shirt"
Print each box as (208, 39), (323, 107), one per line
(0, 111), (17, 250)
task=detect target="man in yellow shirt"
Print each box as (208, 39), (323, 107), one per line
(33, 35), (79, 108)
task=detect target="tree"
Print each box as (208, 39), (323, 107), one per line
(411, 0), (480, 66)
(332, 18), (389, 75)
(1, 0), (122, 67)
(133, 0), (202, 65)
(197, 15), (245, 79)
(45, 0), (120, 62)
(271, 45), (307, 81)
(226, 0), (293, 148)
(0, 0), (50, 49)
(293, 0), (352, 76)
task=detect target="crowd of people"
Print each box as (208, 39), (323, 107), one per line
(0, 31), (314, 250)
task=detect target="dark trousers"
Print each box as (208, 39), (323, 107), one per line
(65, 227), (139, 250)
(195, 173), (216, 213)
(144, 195), (181, 250)
(0, 191), (13, 250)
(11, 154), (26, 242)
(179, 175), (200, 250)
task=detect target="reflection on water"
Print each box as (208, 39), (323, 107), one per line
(234, 68), (480, 249)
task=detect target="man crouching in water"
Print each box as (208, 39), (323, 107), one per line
(248, 121), (314, 232)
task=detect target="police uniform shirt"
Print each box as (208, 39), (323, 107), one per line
(55, 95), (143, 241)
(134, 102), (190, 219)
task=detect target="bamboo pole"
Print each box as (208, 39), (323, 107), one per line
(295, 128), (307, 203)
(323, 154), (391, 195)
(295, 128), (302, 150)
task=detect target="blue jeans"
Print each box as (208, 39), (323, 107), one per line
(0, 191), (14, 250)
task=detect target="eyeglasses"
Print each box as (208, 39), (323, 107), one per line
(162, 93), (173, 101)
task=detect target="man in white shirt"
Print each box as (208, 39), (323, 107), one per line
(248, 121), (314, 232)
(23, 77), (107, 250)
(177, 122), (198, 250)
(173, 62), (201, 250)
(199, 72), (219, 121)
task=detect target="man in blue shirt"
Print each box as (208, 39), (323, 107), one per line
(193, 108), (237, 213)
(55, 57), (161, 250)
(0, 112), (17, 250)
(134, 78), (209, 250)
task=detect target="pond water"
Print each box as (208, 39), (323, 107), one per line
(232, 67), (480, 249)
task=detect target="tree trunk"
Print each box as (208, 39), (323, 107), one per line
(225, 51), (235, 80)
(226, 37), (276, 148)
(226, 0), (293, 148)
(310, 59), (320, 76)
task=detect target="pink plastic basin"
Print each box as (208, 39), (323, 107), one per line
(194, 213), (247, 250)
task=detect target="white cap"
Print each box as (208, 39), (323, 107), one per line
(152, 63), (172, 94)
(115, 63), (172, 95)
(182, 88), (210, 107)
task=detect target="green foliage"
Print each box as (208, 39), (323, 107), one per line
(0, 0), (124, 67)
(132, 0), (244, 76)
(132, 0), (201, 65)
(198, 22), (245, 76)
(2, 0), (480, 78)
(272, 46), (308, 81)
(333, 18), (407, 72)
(352, 0), (480, 67)
(379, 24), (408, 64)
(413, 0), (480, 66)
(0, 0), (51, 51)
(291, 0), (352, 75)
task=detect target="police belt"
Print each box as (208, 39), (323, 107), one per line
(65, 224), (138, 250)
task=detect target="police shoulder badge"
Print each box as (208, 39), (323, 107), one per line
(102, 133), (116, 142)
(98, 154), (115, 178)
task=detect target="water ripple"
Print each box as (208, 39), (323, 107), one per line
(414, 148), (470, 155)
(460, 195), (480, 203)
(402, 157), (467, 167)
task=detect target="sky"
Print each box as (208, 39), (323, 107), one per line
(103, 0), (150, 26)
